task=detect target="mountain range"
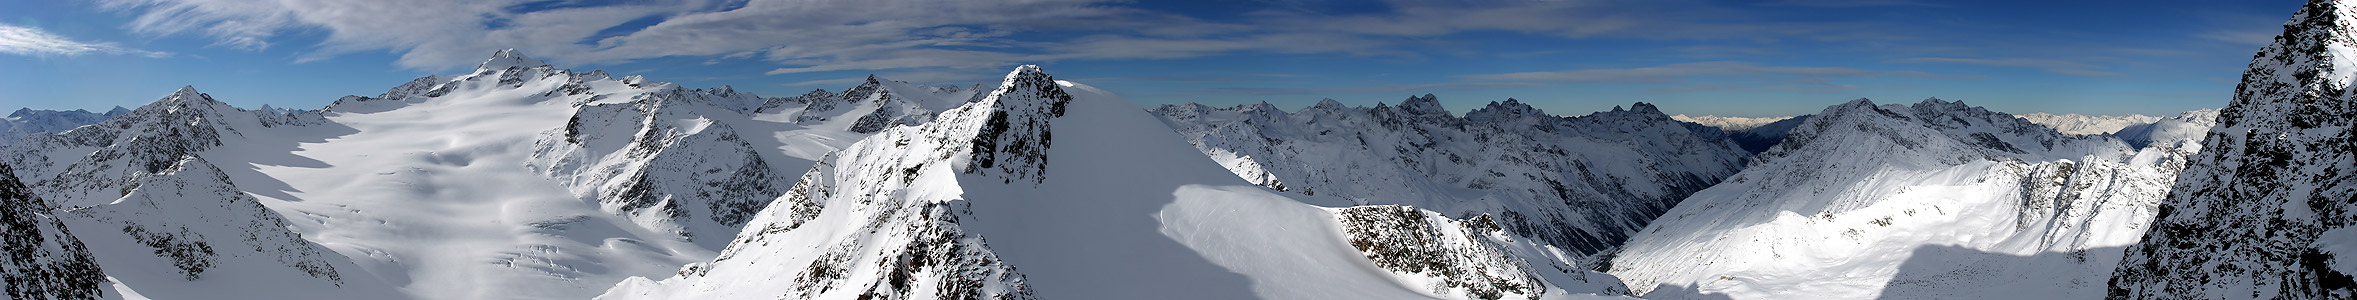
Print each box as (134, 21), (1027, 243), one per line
(4, 0), (2356, 298)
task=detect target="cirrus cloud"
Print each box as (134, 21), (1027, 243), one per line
(0, 24), (171, 58)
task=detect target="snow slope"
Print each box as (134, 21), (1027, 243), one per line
(1608, 98), (2203, 299)
(603, 66), (1635, 300)
(1151, 98), (1749, 257)
(2108, 0), (2357, 298)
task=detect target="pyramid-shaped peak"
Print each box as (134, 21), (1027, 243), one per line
(171, 85), (203, 98)
(478, 48), (550, 70)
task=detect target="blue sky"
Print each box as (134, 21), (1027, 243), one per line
(0, 0), (2307, 117)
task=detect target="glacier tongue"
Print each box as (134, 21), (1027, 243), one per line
(2108, 0), (2357, 298)
(1608, 98), (2203, 299)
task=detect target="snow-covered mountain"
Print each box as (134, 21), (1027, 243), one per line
(0, 48), (965, 299)
(2016, 112), (2163, 135)
(0, 107), (128, 147)
(1607, 98), (2205, 299)
(1670, 115), (1790, 132)
(2107, 0), (2357, 298)
(0, 86), (403, 299)
(602, 66), (1635, 300)
(219, 49), (960, 299)
(1150, 98), (1750, 257)
(2112, 108), (2221, 148)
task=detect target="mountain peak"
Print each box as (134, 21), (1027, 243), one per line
(958, 64), (1072, 183)
(1630, 102), (1663, 115)
(1396, 93), (1449, 116)
(477, 48), (549, 70)
(172, 85), (203, 98)
(1314, 98), (1345, 110)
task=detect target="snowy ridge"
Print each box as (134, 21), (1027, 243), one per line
(604, 66), (1636, 300)
(0, 162), (105, 300)
(2016, 112), (2163, 135)
(1608, 98), (2200, 299)
(2108, 0), (2357, 298)
(758, 75), (980, 134)
(0, 107), (128, 147)
(1151, 97), (1749, 256)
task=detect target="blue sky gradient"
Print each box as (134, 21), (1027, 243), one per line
(0, 0), (2307, 117)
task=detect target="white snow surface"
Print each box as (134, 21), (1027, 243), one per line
(1609, 98), (2206, 300)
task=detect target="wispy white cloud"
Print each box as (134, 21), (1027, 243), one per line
(0, 24), (171, 58)
(1461, 61), (1970, 93)
(1466, 61), (1964, 83)
(1888, 57), (2117, 77)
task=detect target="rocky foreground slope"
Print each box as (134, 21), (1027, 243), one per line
(2108, 0), (2357, 298)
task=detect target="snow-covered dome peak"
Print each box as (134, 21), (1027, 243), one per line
(477, 48), (549, 71)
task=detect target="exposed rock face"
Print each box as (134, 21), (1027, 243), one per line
(0, 162), (105, 300)
(2108, 0), (2357, 298)
(1151, 98), (1749, 256)
(1337, 205), (1628, 300)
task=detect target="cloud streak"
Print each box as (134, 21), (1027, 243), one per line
(1888, 57), (2118, 77)
(85, 0), (1910, 74)
(1465, 61), (1964, 83)
(0, 24), (170, 58)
